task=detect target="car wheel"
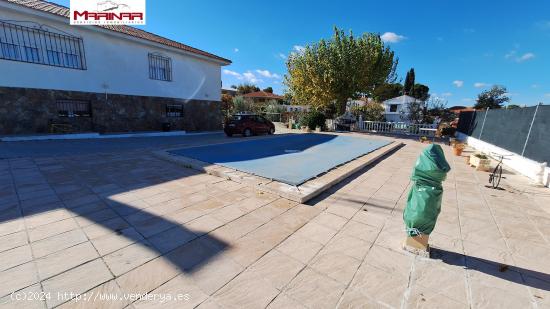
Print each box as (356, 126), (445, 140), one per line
(269, 127), (275, 135)
(243, 128), (252, 137)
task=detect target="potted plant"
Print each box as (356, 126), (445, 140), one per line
(470, 153), (491, 171)
(419, 136), (429, 143)
(453, 143), (465, 156)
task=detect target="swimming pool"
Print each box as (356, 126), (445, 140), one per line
(169, 134), (390, 186)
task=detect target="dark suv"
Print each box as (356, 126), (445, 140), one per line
(224, 114), (275, 137)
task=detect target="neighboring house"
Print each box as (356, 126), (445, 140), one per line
(448, 106), (475, 115)
(221, 88), (237, 97)
(0, 0), (231, 135)
(242, 91), (284, 104)
(382, 95), (424, 123)
(346, 97), (373, 111)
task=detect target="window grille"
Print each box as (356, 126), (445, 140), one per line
(166, 104), (183, 117)
(0, 21), (86, 69)
(149, 53), (172, 81)
(57, 100), (91, 117)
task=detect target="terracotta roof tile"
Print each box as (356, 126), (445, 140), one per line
(242, 91), (283, 99)
(4, 0), (231, 64)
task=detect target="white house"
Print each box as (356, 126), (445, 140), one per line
(382, 95), (424, 123)
(0, 0), (231, 134)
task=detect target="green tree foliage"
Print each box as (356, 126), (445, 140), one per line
(262, 87), (274, 93)
(221, 93), (234, 117)
(401, 100), (424, 124)
(301, 110), (327, 130)
(232, 96), (257, 113)
(474, 85), (509, 109)
(425, 97), (454, 123)
(506, 104), (520, 109)
(285, 27), (398, 115)
(351, 104), (385, 121)
(403, 68), (415, 95)
(373, 83), (403, 102)
(411, 83), (430, 101)
(236, 84), (260, 95)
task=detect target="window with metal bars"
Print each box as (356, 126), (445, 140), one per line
(0, 21), (86, 69)
(166, 104), (183, 117)
(57, 100), (91, 117)
(149, 53), (172, 81)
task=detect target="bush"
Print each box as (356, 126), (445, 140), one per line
(351, 104), (385, 121)
(301, 110), (326, 130)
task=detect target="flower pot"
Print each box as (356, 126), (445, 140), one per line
(469, 154), (491, 171)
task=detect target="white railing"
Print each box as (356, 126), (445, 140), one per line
(356, 121), (437, 136)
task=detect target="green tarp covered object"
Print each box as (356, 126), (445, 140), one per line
(403, 144), (451, 236)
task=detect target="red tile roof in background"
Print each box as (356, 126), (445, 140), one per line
(4, 0), (231, 64)
(242, 91), (284, 99)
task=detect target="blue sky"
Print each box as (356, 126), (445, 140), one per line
(55, 0), (549, 106)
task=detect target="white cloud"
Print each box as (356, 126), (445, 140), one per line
(516, 52), (535, 62)
(277, 53), (287, 60)
(474, 82), (488, 88)
(441, 92), (453, 97)
(293, 45), (305, 53)
(380, 32), (406, 43)
(233, 48), (239, 53)
(255, 69), (281, 79)
(452, 80), (464, 88)
(505, 50), (516, 59)
(462, 98), (474, 103)
(223, 69), (241, 78)
(242, 71), (262, 84)
(545, 93), (550, 98)
(531, 84), (539, 88)
(223, 69), (263, 84)
(463, 28), (476, 33)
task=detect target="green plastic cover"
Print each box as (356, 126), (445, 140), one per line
(403, 144), (451, 236)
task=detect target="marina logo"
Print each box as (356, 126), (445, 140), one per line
(70, 0), (146, 25)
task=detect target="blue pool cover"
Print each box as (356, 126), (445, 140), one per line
(169, 134), (390, 186)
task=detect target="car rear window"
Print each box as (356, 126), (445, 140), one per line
(232, 115), (242, 121)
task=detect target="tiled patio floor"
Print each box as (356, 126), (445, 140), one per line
(1, 134), (549, 308)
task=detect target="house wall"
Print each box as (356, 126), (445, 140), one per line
(0, 86), (222, 134)
(0, 3), (223, 101)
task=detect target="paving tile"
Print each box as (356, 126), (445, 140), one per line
(284, 268), (346, 309)
(321, 233), (372, 260)
(82, 217), (130, 240)
(36, 242), (99, 280)
(349, 263), (408, 308)
(42, 259), (113, 308)
(56, 280), (128, 309)
(103, 241), (159, 276)
(336, 288), (384, 308)
(0, 262), (39, 298)
(309, 251), (361, 285)
(147, 226), (197, 254)
(0, 218), (26, 237)
(213, 271), (280, 309)
(25, 209), (72, 229)
(275, 234), (324, 264)
(28, 217), (79, 242)
(115, 256), (180, 296)
(186, 254), (244, 295)
(31, 229), (88, 258)
(339, 220), (381, 243)
(267, 292), (307, 309)
(91, 227), (144, 256)
(0, 231), (27, 252)
(245, 250), (304, 290)
(0, 284), (45, 309)
(292, 222), (338, 245)
(406, 284), (468, 309)
(133, 274), (207, 309)
(185, 215), (225, 237)
(0, 244), (33, 272)
(311, 212), (349, 230)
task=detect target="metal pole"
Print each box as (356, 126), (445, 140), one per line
(478, 107), (489, 140)
(521, 104), (540, 157)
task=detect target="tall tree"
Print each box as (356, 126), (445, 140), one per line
(403, 68), (415, 95)
(235, 83), (260, 95)
(474, 85), (509, 109)
(262, 87), (273, 93)
(411, 83), (430, 101)
(373, 83), (403, 102)
(285, 27), (399, 115)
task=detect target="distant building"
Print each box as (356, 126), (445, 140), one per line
(382, 95), (425, 123)
(284, 105), (310, 113)
(221, 88), (237, 97)
(243, 91), (284, 104)
(448, 106), (475, 115)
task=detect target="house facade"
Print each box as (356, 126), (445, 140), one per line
(242, 91), (284, 104)
(382, 95), (424, 123)
(0, 0), (231, 135)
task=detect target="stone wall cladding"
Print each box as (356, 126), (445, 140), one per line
(0, 87), (222, 135)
